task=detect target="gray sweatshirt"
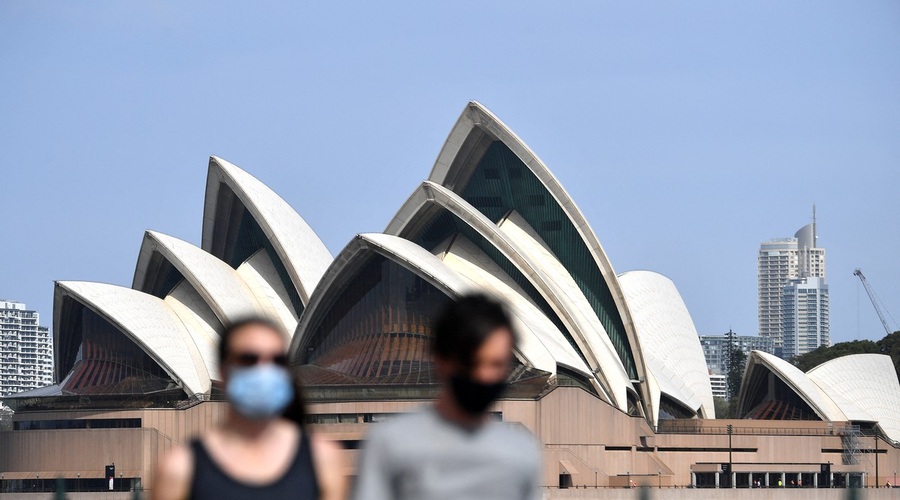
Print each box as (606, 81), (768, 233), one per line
(352, 407), (541, 500)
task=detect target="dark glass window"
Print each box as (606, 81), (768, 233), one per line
(301, 255), (452, 384)
(457, 141), (638, 379)
(484, 168), (501, 180)
(213, 185), (304, 318)
(741, 365), (820, 421)
(60, 308), (174, 395)
(404, 207), (589, 368)
(541, 220), (562, 232)
(471, 196), (503, 208)
(555, 365), (598, 396)
(140, 251), (186, 298)
(14, 418), (141, 430)
(658, 394), (696, 420)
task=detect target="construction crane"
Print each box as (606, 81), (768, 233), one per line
(853, 268), (895, 336)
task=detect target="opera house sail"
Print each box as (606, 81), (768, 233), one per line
(738, 351), (900, 443)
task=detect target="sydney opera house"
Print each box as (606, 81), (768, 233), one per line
(1, 102), (898, 494)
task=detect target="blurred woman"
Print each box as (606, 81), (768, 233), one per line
(152, 318), (345, 500)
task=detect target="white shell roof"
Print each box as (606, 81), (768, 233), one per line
(291, 233), (476, 355)
(428, 102), (627, 306)
(439, 235), (592, 379)
(202, 156), (333, 304)
(237, 250), (302, 334)
(498, 211), (633, 410)
(163, 280), (222, 381)
(55, 281), (210, 396)
(808, 354), (900, 443)
(426, 101), (651, 416)
(385, 181), (630, 408)
(133, 230), (264, 324)
(743, 351), (846, 422)
(618, 270), (716, 422)
(360, 232), (478, 298)
(292, 233), (571, 376)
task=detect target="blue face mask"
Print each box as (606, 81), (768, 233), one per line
(226, 364), (294, 419)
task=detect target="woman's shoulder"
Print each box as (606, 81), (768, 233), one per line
(307, 430), (348, 500)
(160, 444), (194, 475)
(309, 431), (341, 459)
(151, 443), (195, 500)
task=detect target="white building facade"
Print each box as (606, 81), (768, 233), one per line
(757, 214), (827, 354)
(699, 330), (774, 375)
(782, 277), (830, 359)
(758, 238), (799, 344)
(0, 301), (53, 398)
(708, 373), (727, 399)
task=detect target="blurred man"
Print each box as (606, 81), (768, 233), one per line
(353, 294), (541, 500)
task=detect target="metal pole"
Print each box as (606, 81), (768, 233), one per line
(727, 424), (733, 488)
(875, 435), (879, 488)
(728, 425), (733, 465)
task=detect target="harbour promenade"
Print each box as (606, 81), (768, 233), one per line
(1, 488), (896, 499)
(546, 488), (896, 500)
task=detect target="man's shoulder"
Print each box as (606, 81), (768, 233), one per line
(485, 421), (540, 456)
(483, 416), (536, 438)
(366, 407), (437, 439)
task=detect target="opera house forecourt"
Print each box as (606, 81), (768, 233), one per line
(1, 102), (898, 495)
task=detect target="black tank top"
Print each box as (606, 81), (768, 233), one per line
(189, 431), (320, 499)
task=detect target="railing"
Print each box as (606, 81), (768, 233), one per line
(657, 421), (850, 437)
(657, 421), (900, 451)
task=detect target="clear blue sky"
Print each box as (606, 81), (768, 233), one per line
(2, 2), (898, 344)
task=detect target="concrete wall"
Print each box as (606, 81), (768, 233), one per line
(532, 388), (900, 489)
(3, 387), (900, 493)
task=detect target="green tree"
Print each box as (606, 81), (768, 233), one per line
(713, 397), (731, 418)
(876, 331), (900, 377)
(0, 405), (13, 432)
(726, 347), (746, 399)
(791, 331), (900, 379)
(791, 340), (878, 372)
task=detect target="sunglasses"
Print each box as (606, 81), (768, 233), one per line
(229, 352), (290, 367)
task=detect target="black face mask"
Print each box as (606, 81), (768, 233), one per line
(450, 373), (507, 415)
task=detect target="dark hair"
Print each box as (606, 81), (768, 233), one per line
(431, 294), (517, 369)
(219, 317), (307, 427)
(218, 316), (288, 366)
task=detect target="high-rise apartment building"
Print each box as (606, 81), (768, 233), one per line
(708, 373), (727, 399)
(782, 277), (830, 359)
(699, 329), (775, 375)
(700, 330), (773, 399)
(794, 222), (826, 280)
(757, 209), (826, 354)
(0, 300), (54, 398)
(758, 239), (798, 342)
